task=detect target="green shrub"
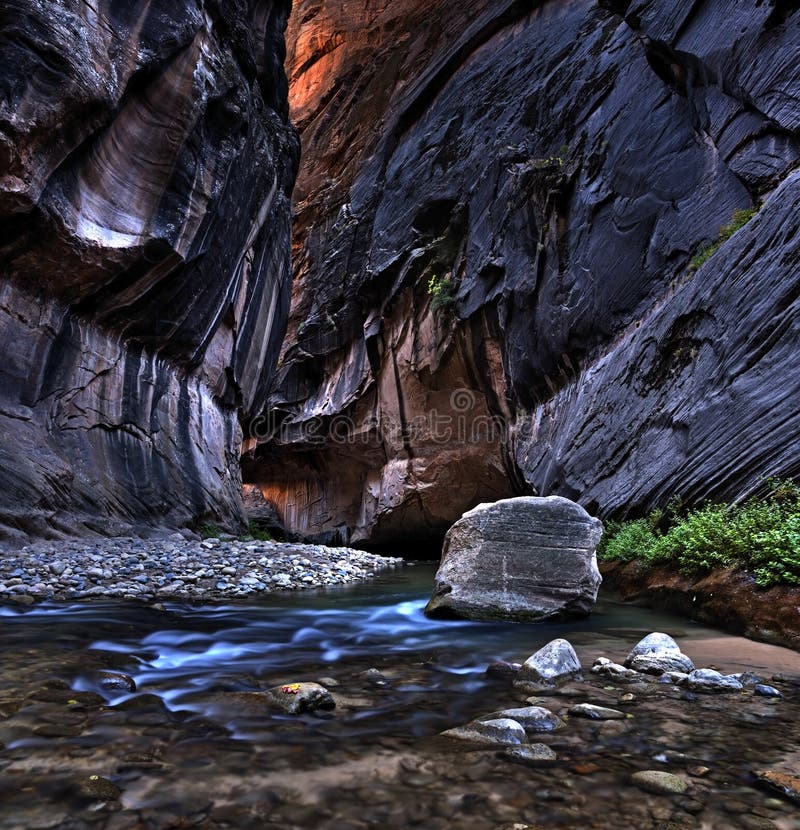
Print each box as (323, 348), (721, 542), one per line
(652, 505), (739, 574)
(244, 520), (273, 542)
(599, 480), (800, 588)
(598, 519), (658, 564)
(198, 523), (223, 539)
(689, 206), (759, 273)
(427, 274), (457, 311)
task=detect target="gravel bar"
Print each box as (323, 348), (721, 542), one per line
(0, 534), (405, 603)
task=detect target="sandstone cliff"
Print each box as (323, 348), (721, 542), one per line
(0, 0), (298, 544)
(245, 0), (800, 546)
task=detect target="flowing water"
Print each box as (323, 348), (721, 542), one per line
(1, 564), (799, 830)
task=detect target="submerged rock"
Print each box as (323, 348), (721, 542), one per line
(76, 775), (121, 801)
(625, 633), (695, 675)
(96, 672), (136, 693)
(631, 770), (689, 795)
(425, 497), (602, 623)
(486, 661), (523, 678)
(755, 770), (800, 804)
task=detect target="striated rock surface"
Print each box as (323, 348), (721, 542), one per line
(425, 497), (602, 622)
(246, 0), (800, 545)
(0, 1), (298, 544)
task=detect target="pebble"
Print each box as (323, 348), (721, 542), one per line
(631, 770), (689, 795)
(754, 684), (783, 698)
(76, 775), (121, 801)
(0, 537), (404, 602)
(569, 703), (626, 720)
(503, 744), (558, 765)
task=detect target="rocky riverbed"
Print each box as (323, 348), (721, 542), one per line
(0, 536), (404, 603)
(2, 569), (800, 830)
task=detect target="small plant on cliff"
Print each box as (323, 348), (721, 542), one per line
(427, 274), (457, 311)
(688, 206), (759, 272)
(598, 480), (800, 588)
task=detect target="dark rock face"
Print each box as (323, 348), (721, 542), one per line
(602, 561), (800, 651)
(247, 0), (800, 545)
(425, 497), (602, 622)
(0, 1), (298, 544)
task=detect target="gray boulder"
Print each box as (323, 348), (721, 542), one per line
(425, 497), (603, 622)
(686, 670), (743, 694)
(625, 633), (695, 675)
(516, 639), (581, 688)
(485, 705), (565, 733)
(441, 718), (526, 746)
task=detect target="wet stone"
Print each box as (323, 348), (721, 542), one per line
(625, 633), (695, 675)
(96, 671), (137, 693)
(487, 706), (565, 733)
(569, 703), (626, 720)
(631, 771), (690, 795)
(486, 661), (522, 678)
(442, 718), (527, 746)
(266, 682), (336, 715)
(686, 669), (744, 693)
(503, 744), (558, 765)
(754, 770), (800, 804)
(76, 775), (122, 801)
(516, 639), (581, 687)
(753, 684), (782, 698)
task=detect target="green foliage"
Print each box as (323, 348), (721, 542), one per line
(599, 480), (800, 588)
(198, 521), (272, 542)
(597, 519), (658, 564)
(689, 206), (759, 272)
(427, 274), (457, 311)
(244, 520), (273, 542)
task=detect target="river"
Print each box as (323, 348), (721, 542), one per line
(1, 564), (799, 829)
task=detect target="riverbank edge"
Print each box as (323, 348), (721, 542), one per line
(601, 561), (800, 652)
(0, 536), (406, 605)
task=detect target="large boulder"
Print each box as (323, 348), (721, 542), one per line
(424, 497), (603, 622)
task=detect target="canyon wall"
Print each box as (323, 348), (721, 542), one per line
(0, 0), (298, 544)
(245, 0), (800, 546)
